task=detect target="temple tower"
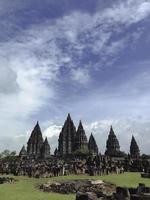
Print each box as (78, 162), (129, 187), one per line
(88, 133), (99, 156)
(27, 122), (44, 158)
(75, 120), (88, 151)
(54, 148), (58, 156)
(130, 136), (140, 158)
(40, 137), (51, 159)
(105, 126), (120, 157)
(58, 114), (76, 156)
(19, 145), (27, 158)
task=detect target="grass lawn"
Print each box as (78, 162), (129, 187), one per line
(0, 173), (150, 200)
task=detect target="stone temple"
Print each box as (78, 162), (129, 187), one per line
(130, 135), (140, 158)
(20, 122), (51, 159)
(88, 133), (99, 156)
(19, 114), (140, 159)
(74, 120), (88, 151)
(58, 114), (76, 156)
(58, 114), (98, 157)
(20, 114), (99, 159)
(105, 126), (121, 157)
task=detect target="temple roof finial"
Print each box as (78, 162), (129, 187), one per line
(67, 113), (71, 121)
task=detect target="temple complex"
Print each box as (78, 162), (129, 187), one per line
(105, 126), (121, 157)
(130, 136), (140, 158)
(18, 114), (141, 160)
(3, 113), (147, 180)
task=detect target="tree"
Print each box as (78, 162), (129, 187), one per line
(1, 149), (10, 158)
(0, 150), (16, 159)
(9, 151), (16, 157)
(73, 148), (89, 157)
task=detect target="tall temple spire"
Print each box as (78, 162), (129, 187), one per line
(27, 122), (44, 158)
(130, 135), (140, 158)
(88, 133), (99, 156)
(58, 113), (76, 156)
(75, 120), (88, 151)
(105, 126), (120, 157)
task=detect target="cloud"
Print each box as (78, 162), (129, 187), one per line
(0, 0), (25, 16)
(0, 66), (54, 120)
(0, 65), (18, 94)
(100, 0), (150, 25)
(70, 68), (90, 85)
(43, 123), (61, 138)
(0, 0), (150, 151)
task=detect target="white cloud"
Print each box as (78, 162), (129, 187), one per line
(0, 66), (54, 120)
(0, 65), (18, 94)
(43, 123), (61, 138)
(0, 0), (150, 150)
(101, 0), (150, 25)
(70, 68), (90, 85)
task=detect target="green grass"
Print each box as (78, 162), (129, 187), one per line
(0, 176), (74, 200)
(0, 173), (150, 200)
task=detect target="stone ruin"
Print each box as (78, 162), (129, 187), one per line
(76, 183), (150, 200)
(39, 179), (116, 196)
(40, 180), (150, 199)
(0, 177), (16, 184)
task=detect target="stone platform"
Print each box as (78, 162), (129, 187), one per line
(39, 179), (115, 196)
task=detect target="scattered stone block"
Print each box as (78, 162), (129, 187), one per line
(90, 180), (104, 185)
(114, 186), (130, 200)
(76, 192), (97, 200)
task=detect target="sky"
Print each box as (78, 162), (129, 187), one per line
(0, 0), (150, 154)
